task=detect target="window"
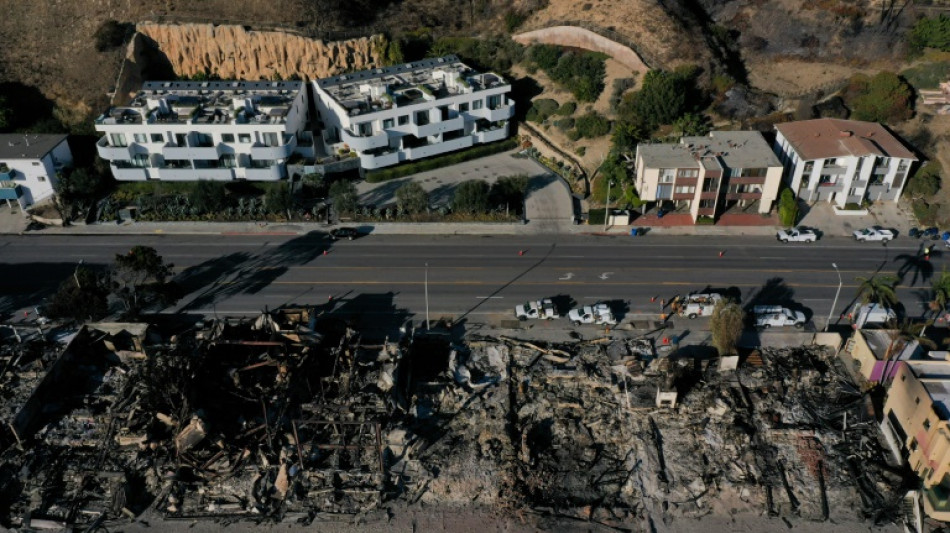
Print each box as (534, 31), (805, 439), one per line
(151, 133), (164, 143)
(924, 419), (932, 431)
(109, 133), (127, 147)
(132, 154), (149, 167)
(674, 186), (695, 194)
(472, 99), (483, 110)
(677, 169), (698, 178)
(38, 175), (46, 182)
(916, 397), (921, 405)
(459, 102), (469, 113)
(699, 199), (715, 208)
(398, 115), (409, 126)
(263, 132), (280, 146)
(383, 118), (395, 129)
(219, 154), (237, 168)
(196, 132), (214, 147)
(824, 158), (837, 166)
(221, 133), (235, 143)
(32, 162), (40, 166)
(133, 133), (147, 143)
(238, 133), (252, 143)
(487, 95), (501, 109)
(659, 169), (675, 183)
(910, 439), (918, 452)
(175, 133), (187, 146)
(415, 110), (430, 126)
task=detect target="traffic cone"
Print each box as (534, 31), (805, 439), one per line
(328, 295), (333, 302)
(662, 337), (670, 345)
(718, 250), (725, 258)
(518, 250), (524, 256)
(651, 296), (656, 303)
(323, 250), (328, 256)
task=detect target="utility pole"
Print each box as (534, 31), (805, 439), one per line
(425, 262), (430, 330)
(603, 180), (613, 233)
(825, 263), (842, 332)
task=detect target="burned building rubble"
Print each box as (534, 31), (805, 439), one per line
(0, 312), (912, 530)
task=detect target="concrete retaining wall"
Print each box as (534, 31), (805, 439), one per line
(513, 26), (649, 75)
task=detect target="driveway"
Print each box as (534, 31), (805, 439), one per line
(354, 151), (575, 233)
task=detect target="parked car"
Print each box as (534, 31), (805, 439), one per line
(752, 305), (806, 329)
(568, 303), (617, 325)
(852, 226), (896, 242)
(776, 227), (818, 243)
(847, 303), (897, 329)
(329, 227), (360, 240)
(515, 299), (559, 321)
(909, 227), (941, 240)
(674, 293), (723, 319)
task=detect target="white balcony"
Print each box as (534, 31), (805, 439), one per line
(411, 115), (464, 138)
(469, 99), (514, 122)
(110, 165), (149, 181)
(341, 128), (389, 151)
(250, 135), (298, 160)
(97, 137), (137, 160)
(162, 143), (221, 160)
(191, 168), (236, 180)
(474, 126), (509, 144)
(156, 167), (201, 181)
(404, 136), (474, 160)
(244, 165), (284, 181)
(359, 150), (401, 170)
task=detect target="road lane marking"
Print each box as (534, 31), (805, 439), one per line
(559, 273), (575, 280)
(476, 296), (504, 299)
(599, 272), (614, 280)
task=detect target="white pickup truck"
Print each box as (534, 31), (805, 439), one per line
(847, 303), (897, 328)
(515, 299), (559, 321)
(853, 226), (896, 242)
(568, 303), (617, 325)
(753, 305), (806, 328)
(776, 227), (818, 243)
(675, 293), (723, 319)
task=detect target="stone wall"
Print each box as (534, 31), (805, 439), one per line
(513, 26), (649, 75)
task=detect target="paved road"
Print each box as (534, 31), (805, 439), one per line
(0, 234), (945, 331)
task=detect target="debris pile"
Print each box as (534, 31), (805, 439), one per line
(0, 313), (911, 529)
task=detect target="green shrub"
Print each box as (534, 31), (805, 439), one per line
(842, 72), (914, 123)
(504, 11), (527, 33)
(778, 188), (798, 226)
(909, 15), (950, 55)
(554, 117), (575, 130)
(904, 161), (941, 201)
(575, 146), (586, 156)
(901, 61), (950, 90)
(330, 180), (359, 214)
(913, 200), (941, 225)
(528, 45), (606, 102)
(395, 181), (429, 214)
(575, 112), (610, 138)
(192, 180), (229, 214)
(528, 44), (562, 71)
(365, 139), (518, 183)
(566, 129), (581, 141)
(556, 102), (577, 116)
(618, 67), (704, 133)
(427, 36), (524, 73)
(527, 98), (559, 123)
(843, 202), (863, 211)
(696, 216), (715, 225)
(489, 174), (529, 213)
(453, 180), (491, 214)
(587, 208), (606, 225)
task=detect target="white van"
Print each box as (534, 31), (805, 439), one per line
(847, 303), (896, 329)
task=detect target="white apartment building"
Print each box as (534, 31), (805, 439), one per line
(313, 55), (514, 170)
(95, 80), (311, 181)
(0, 134), (72, 208)
(773, 118), (917, 207)
(634, 131), (783, 222)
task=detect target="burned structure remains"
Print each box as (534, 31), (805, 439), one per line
(0, 311), (913, 530)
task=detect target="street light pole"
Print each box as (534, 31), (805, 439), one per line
(425, 262), (430, 330)
(73, 259), (84, 289)
(603, 180), (613, 233)
(825, 263), (842, 332)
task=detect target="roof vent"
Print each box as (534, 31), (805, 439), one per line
(839, 130), (852, 137)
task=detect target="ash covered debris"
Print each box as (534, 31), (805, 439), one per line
(0, 314), (912, 530)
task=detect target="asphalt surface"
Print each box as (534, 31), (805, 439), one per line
(0, 233), (945, 331)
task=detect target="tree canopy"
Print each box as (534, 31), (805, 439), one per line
(395, 181), (429, 214)
(452, 180), (490, 214)
(330, 180), (359, 214)
(112, 246), (177, 316)
(843, 72), (914, 123)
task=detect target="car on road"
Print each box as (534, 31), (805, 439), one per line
(329, 227), (360, 241)
(776, 227), (818, 243)
(852, 226), (896, 242)
(515, 299), (559, 321)
(909, 227), (941, 240)
(847, 303), (897, 329)
(752, 305), (806, 329)
(568, 303), (617, 326)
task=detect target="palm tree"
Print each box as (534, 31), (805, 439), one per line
(930, 269), (950, 313)
(855, 274), (900, 307)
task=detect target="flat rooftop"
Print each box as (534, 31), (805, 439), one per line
(97, 80), (304, 126)
(638, 131), (781, 170)
(316, 55), (508, 116)
(775, 118), (916, 161)
(862, 329), (920, 361)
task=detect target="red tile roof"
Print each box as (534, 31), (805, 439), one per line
(775, 118), (916, 161)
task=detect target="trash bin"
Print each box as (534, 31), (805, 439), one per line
(657, 209), (666, 219)
(630, 228), (639, 236)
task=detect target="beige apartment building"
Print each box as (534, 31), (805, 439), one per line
(844, 329), (921, 384)
(881, 359), (950, 521)
(634, 131), (783, 223)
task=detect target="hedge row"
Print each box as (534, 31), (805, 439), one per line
(365, 138), (519, 183)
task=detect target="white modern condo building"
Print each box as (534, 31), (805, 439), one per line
(312, 55), (514, 170)
(94, 80), (311, 181)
